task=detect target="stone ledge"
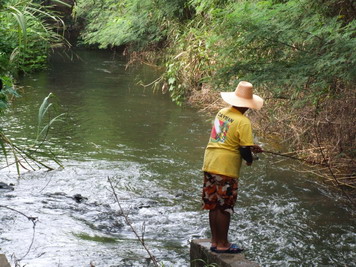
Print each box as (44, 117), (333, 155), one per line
(0, 254), (11, 267)
(190, 239), (259, 267)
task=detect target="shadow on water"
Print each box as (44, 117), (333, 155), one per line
(0, 49), (355, 267)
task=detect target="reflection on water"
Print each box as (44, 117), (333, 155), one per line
(0, 49), (355, 267)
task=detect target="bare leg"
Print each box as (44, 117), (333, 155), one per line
(209, 209), (217, 247)
(209, 208), (231, 249)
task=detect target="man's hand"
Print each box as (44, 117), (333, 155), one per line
(251, 145), (263, 153)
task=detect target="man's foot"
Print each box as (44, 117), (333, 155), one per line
(210, 242), (217, 251)
(215, 243), (244, 254)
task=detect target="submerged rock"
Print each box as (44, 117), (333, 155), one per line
(41, 191), (124, 235)
(0, 182), (14, 191)
(73, 193), (88, 203)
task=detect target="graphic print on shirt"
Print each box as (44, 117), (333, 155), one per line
(210, 117), (230, 143)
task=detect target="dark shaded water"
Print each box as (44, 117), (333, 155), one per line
(0, 49), (355, 267)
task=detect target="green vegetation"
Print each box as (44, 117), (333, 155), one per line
(0, 0), (68, 113)
(216, 1), (355, 95)
(0, 0), (67, 172)
(73, 0), (191, 50)
(74, 0), (355, 187)
(0, 76), (17, 114)
(1, 93), (64, 176)
(74, 0), (355, 102)
(74, 232), (118, 243)
(0, 0), (67, 75)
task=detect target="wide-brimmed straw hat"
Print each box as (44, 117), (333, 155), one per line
(220, 81), (264, 110)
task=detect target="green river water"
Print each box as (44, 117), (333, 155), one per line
(0, 49), (355, 267)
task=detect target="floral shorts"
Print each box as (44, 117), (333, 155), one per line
(202, 172), (238, 214)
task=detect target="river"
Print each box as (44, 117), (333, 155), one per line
(0, 49), (355, 267)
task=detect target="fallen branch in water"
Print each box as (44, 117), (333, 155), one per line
(107, 177), (159, 267)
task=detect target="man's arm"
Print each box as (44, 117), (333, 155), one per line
(240, 145), (264, 166)
(240, 146), (253, 165)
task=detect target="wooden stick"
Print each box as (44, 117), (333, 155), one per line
(108, 177), (159, 267)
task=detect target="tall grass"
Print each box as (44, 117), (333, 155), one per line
(0, 93), (64, 176)
(1, 0), (69, 74)
(0, 0), (69, 175)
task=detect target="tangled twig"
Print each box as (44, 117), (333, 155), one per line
(313, 106), (355, 207)
(0, 205), (38, 262)
(107, 177), (159, 267)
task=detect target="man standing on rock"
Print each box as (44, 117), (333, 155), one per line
(202, 81), (264, 253)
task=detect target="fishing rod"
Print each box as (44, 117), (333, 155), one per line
(256, 150), (325, 166)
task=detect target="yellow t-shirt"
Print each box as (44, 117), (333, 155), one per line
(202, 107), (254, 178)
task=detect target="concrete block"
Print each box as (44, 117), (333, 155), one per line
(190, 239), (259, 267)
(0, 254), (11, 267)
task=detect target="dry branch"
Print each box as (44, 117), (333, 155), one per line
(0, 205), (38, 263)
(107, 177), (159, 267)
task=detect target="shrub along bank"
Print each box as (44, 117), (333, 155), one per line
(0, 0), (68, 113)
(76, 0), (356, 190)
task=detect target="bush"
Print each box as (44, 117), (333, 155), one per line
(0, 0), (66, 75)
(214, 0), (356, 102)
(73, 0), (192, 50)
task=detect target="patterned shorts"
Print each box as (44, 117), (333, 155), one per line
(202, 172), (238, 214)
